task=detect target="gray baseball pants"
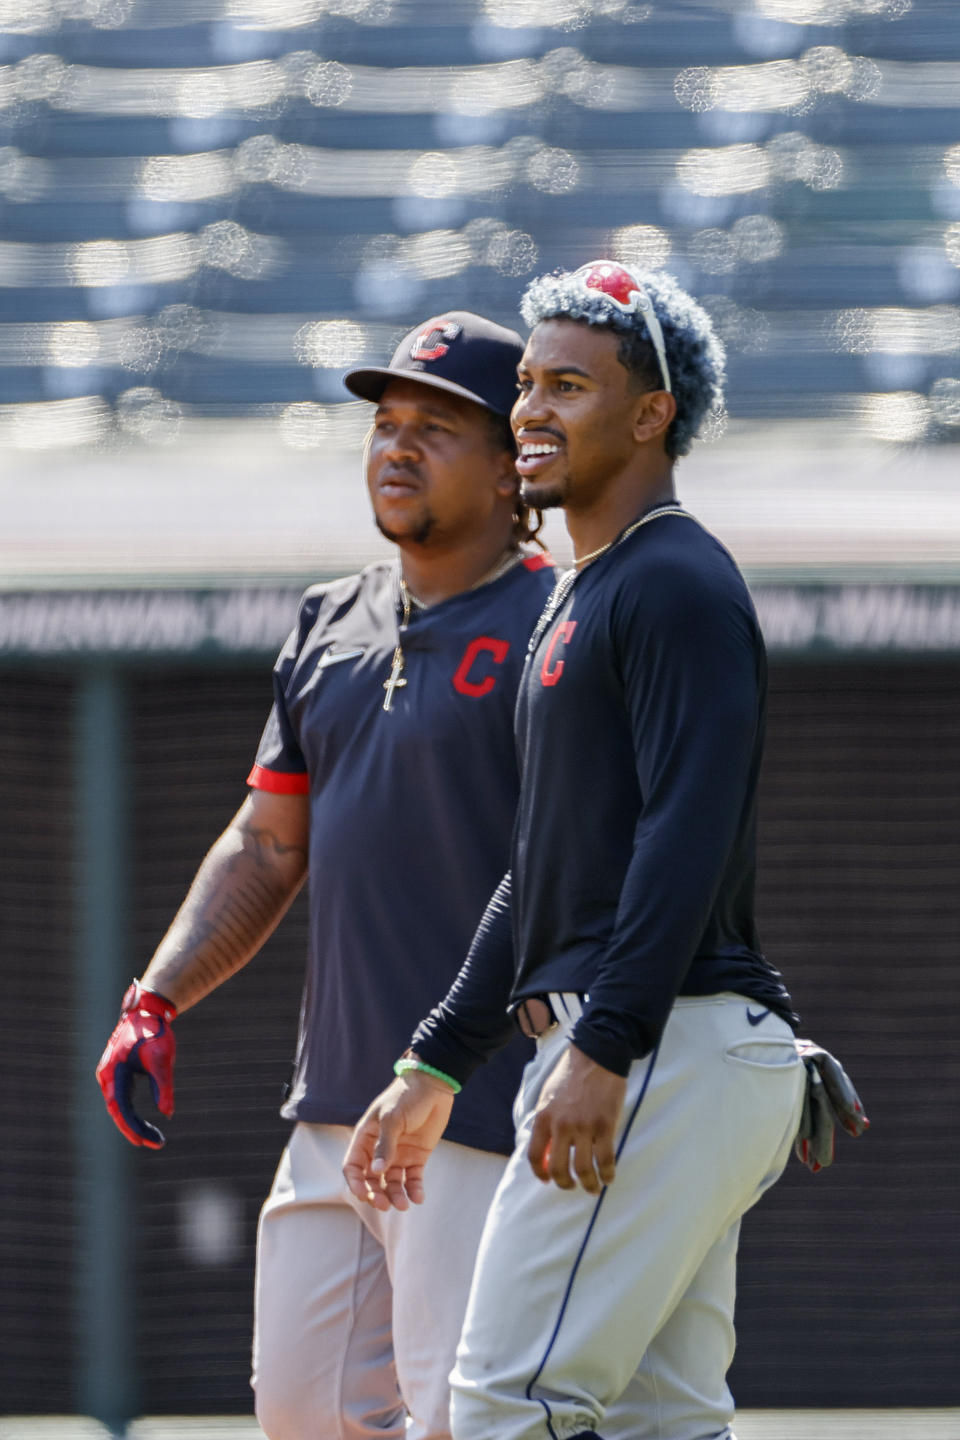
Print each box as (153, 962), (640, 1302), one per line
(449, 993), (805, 1440)
(252, 1122), (506, 1440)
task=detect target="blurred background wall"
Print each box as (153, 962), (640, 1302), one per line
(0, 0), (958, 1427)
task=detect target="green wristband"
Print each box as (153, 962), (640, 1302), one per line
(394, 1056), (461, 1095)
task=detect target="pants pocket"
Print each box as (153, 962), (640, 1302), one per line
(723, 1037), (800, 1070)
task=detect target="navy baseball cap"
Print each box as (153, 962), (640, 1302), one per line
(343, 311), (524, 417)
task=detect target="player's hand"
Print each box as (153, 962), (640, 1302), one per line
(528, 1044), (626, 1194)
(95, 979), (178, 1149)
(343, 1070), (455, 1212)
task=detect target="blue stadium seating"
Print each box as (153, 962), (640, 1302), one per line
(1, 0), (958, 440)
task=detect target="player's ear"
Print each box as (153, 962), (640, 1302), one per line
(632, 390), (676, 447)
(493, 447), (520, 499)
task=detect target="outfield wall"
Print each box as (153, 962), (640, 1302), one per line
(1, 585), (957, 1420)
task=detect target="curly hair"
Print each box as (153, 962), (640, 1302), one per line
(483, 406), (546, 549)
(519, 265), (726, 459)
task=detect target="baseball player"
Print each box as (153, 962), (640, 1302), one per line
(343, 264), (811, 1440)
(95, 311), (556, 1440)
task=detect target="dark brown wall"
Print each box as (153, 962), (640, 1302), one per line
(734, 663), (960, 1405)
(1, 660), (957, 1413)
(0, 674), (79, 1413)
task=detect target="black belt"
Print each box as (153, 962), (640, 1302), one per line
(511, 993), (587, 1040)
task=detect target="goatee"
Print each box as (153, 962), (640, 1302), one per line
(374, 512), (436, 546)
(520, 480), (565, 511)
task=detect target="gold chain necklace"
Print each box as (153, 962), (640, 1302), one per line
(574, 504), (693, 569)
(527, 506), (695, 658)
(470, 546), (525, 591)
(381, 547), (525, 713)
(382, 580), (413, 712)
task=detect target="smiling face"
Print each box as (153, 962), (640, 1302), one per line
(512, 318), (674, 515)
(366, 377), (517, 548)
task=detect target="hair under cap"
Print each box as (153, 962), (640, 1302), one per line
(519, 262), (726, 458)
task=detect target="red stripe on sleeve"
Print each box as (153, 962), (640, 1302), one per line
(523, 552), (555, 571)
(247, 764), (310, 795)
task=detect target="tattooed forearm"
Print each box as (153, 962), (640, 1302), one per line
(141, 804), (308, 1013)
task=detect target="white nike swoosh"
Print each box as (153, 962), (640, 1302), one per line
(317, 647), (365, 670)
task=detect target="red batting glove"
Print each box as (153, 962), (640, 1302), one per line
(96, 979), (178, 1149)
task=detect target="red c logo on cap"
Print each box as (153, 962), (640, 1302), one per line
(410, 320), (462, 363)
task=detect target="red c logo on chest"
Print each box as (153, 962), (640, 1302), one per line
(453, 636), (510, 697)
(540, 621), (578, 687)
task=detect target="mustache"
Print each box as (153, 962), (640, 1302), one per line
(516, 426), (564, 443)
(375, 463), (423, 483)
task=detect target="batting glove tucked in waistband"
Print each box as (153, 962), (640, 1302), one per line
(96, 978), (178, 1150)
(794, 1038), (869, 1173)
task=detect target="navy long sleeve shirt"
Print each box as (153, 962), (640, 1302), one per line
(413, 507), (797, 1082)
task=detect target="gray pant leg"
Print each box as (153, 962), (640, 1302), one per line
(252, 1128), (405, 1440)
(450, 998), (804, 1440)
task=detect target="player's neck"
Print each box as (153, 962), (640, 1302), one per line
(398, 525), (519, 607)
(565, 463), (675, 569)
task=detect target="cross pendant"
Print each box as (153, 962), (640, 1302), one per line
(382, 659), (407, 712)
